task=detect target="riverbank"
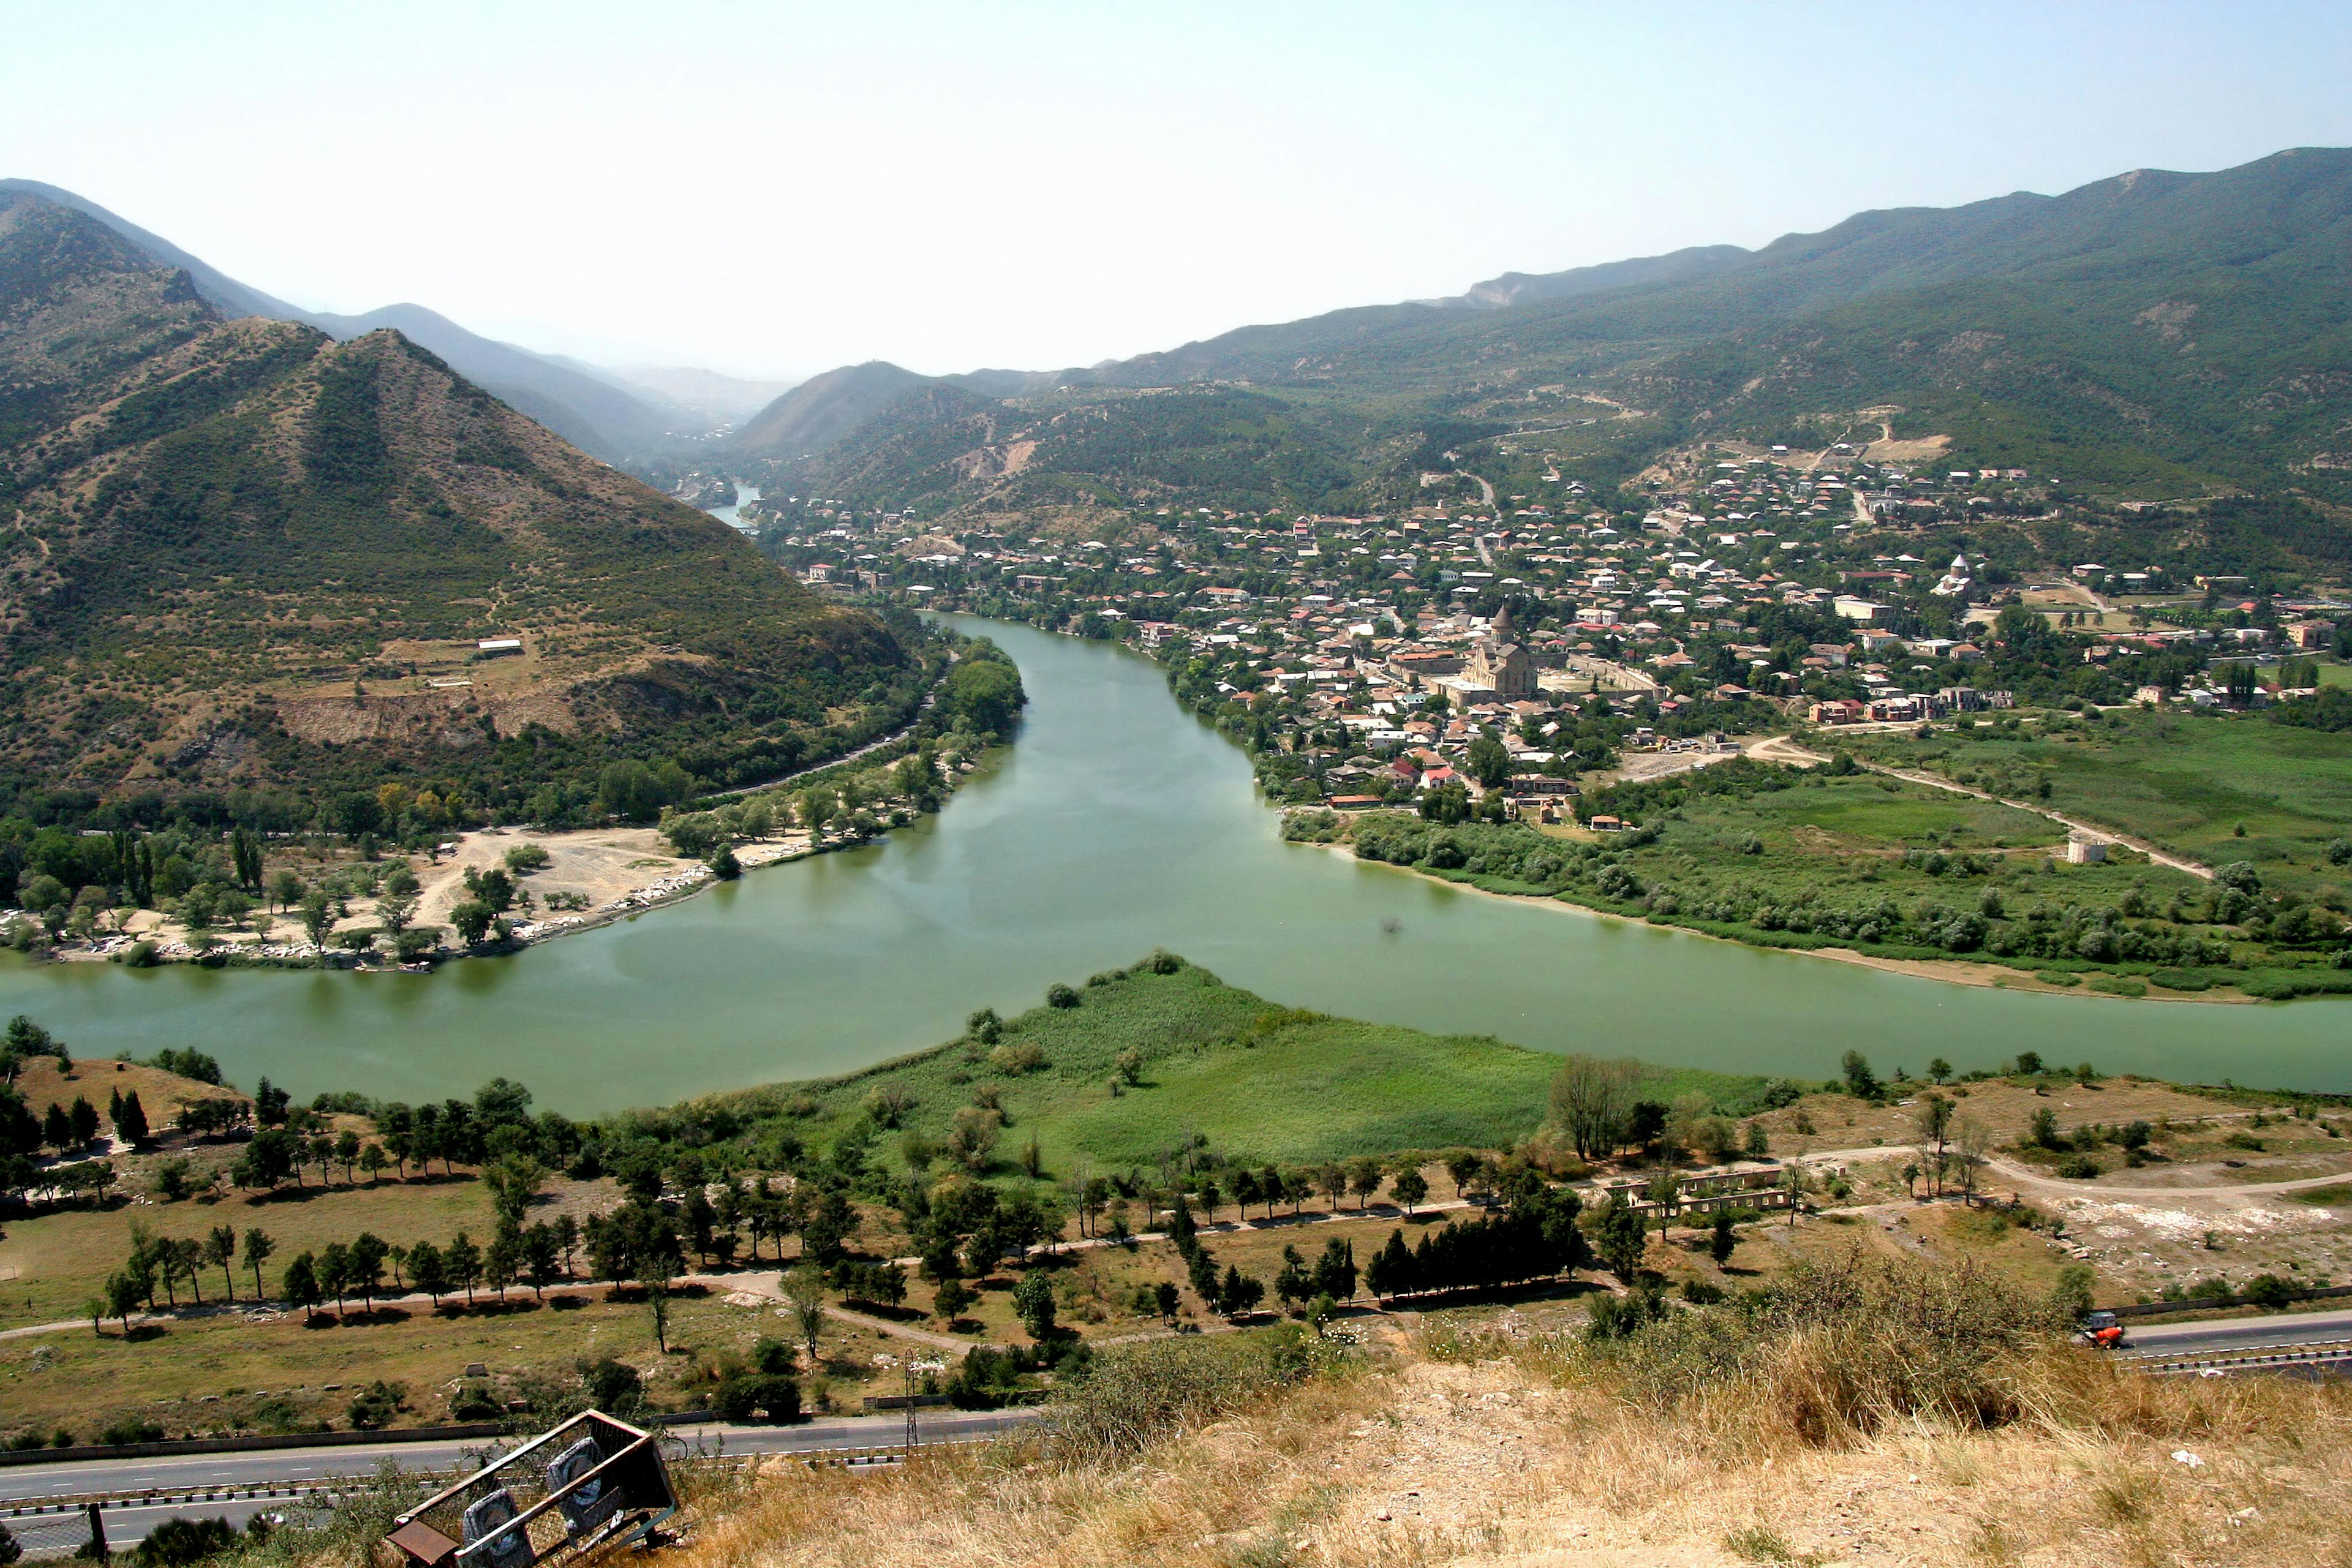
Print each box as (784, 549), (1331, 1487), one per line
(17, 723), (1008, 975)
(1289, 833), (2269, 1005)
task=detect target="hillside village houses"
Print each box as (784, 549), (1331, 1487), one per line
(726, 446), (2334, 820)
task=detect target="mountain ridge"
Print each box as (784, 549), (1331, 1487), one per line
(731, 146), (2352, 522)
(0, 179), (722, 467)
(0, 190), (911, 824)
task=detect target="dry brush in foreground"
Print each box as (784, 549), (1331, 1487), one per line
(658, 1253), (2352, 1568)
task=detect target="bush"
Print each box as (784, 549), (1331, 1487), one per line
(502, 843), (552, 873)
(1593, 1251), (2061, 1442)
(1046, 983), (1080, 1009)
(99, 1419), (165, 1447)
(1049, 1332), (1339, 1458)
(2244, 1273), (2296, 1311)
(713, 1373), (801, 1422)
(2054, 1155), (2101, 1180)
(987, 1042), (1047, 1076)
(447, 1386), (500, 1422)
(133, 1516), (235, 1567)
(582, 1356), (644, 1415)
(345, 1381), (408, 1431)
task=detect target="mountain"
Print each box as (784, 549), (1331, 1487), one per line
(729, 361), (949, 461)
(297, 302), (698, 460)
(1429, 243), (1751, 309)
(0, 190), (909, 823)
(598, 364), (801, 426)
(0, 179), (690, 467)
(744, 147), (2352, 523)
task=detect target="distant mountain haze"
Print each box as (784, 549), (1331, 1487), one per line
(602, 364), (804, 426)
(0, 178), (746, 467)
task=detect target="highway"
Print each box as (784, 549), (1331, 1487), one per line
(0, 1408), (1038, 1551)
(2119, 1305), (2352, 1360)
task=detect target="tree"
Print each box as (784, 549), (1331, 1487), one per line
(1579, 1193), (1647, 1284)
(1445, 1152), (1484, 1197)
(104, 1269), (144, 1332)
(1391, 1167), (1429, 1215)
(1114, 1047), (1144, 1085)
(299, 890), (335, 949)
(933, 1275), (974, 1324)
(1012, 1270), (1057, 1340)
(68, 1096), (99, 1148)
(282, 1253), (323, 1323)
(335, 1129), (361, 1185)
(359, 1143), (387, 1184)
(1218, 1266), (1265, 1318)
(204, 1226), (238, 1301)
(1348, 1157), (1383, 1210)
(243, 1229), (274, 1298)
(1466, 731), (1512, 790)
(409, 1240), (448, 1306)
(110, 1090), (149, 1146)
(1709, 1212), (1736, 1265)
(1548, 1055), (1642, 1159)
(783, 1264), (827, 1357)
(486, 1228), (522, 1305)
(447, 1232), (483, 1305)
(1927, 1058), (1953, 1085)
(1840, 1050), (1880, 1100)
(2051, 1264), (2097, 1323)
(450, 900), (497, 947)
(1913, 1094), (1956, 1197)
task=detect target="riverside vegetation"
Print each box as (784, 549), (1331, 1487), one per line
(10, 952), (2344, 1455)
(1285, 742), (2352, 998)
(0, 630), (1024, 967)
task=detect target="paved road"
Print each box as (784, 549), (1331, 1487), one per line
(2119, 1305), (2352, 1358)
(0, 1408), (1037, 1518)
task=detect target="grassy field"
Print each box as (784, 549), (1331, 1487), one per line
(1, 1167), (526, 1329)
(718, 959), (1772, 1178)
(0, 1280), (924, 1446)
(1847, 708), (2352, 900)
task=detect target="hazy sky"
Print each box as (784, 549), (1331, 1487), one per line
(9, 2), (2350, 380)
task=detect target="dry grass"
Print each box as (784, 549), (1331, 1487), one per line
(654, 1262), (2352, 1568)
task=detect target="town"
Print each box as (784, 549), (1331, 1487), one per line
(702, 437), (2348, 824)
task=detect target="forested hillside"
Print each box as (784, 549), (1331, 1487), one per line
(0, 191), (912, 832)
(740, 148), (2352, 530)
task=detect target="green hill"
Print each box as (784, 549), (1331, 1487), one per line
(744, 148), (2352, 530)
(0, 191), (912, 829)
(668, 956), (1770, 1174)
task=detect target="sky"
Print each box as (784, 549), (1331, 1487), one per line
(8, 1), (2351, 382)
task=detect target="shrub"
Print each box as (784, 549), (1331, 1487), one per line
(713, 1373), (801, 1422)
(988, 1042), (1047, 1076)
(1046, 983), (1080, 1009)
(502, 843), (552, 873)
(345, 1381), (408, 1431)
(1050, 1332), (1339, 1458)
(2054, 1155), (2101, 1180)
(133, 1515), (235, 1567)
(99, 1419), (164, 1447)
(2244, 1273), (2296, 1311)
(1594, 1251), (2061, 1442)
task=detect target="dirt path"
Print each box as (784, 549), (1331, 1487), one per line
(1753, 736), (2214, 880)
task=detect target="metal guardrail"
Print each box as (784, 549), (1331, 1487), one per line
(5, 1477), (366, 1517)
(2125, 1336), (2352, 1376)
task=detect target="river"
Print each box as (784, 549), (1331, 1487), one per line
(0, 619), (2343, 1112)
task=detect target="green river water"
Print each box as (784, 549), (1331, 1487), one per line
(0, 617), (2343, 1112)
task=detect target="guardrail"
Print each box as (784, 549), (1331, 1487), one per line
(2125, 1337), (2352, 1376)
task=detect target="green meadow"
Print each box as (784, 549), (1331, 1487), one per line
(699, 959), (1770, 1175)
